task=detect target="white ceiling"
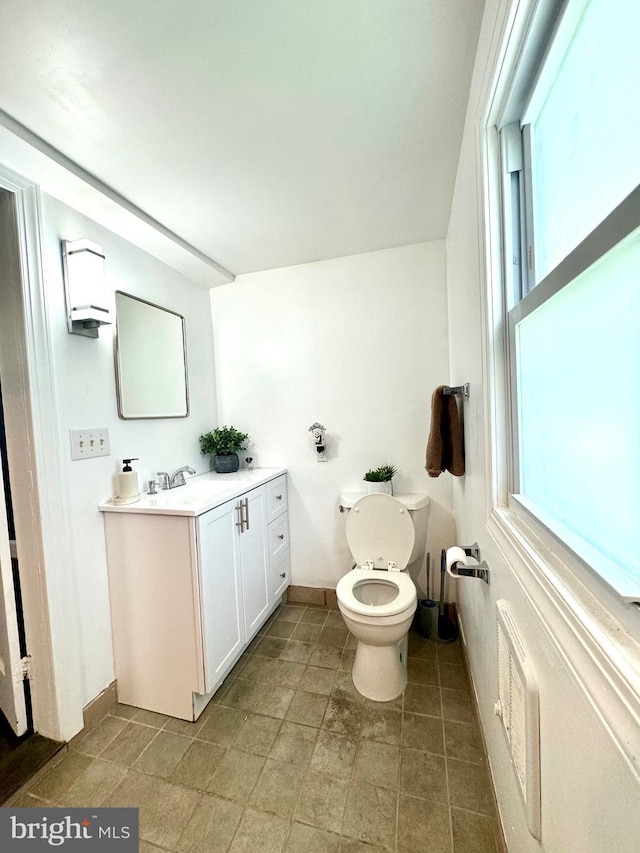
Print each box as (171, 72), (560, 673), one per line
(0, 1), (484, 277)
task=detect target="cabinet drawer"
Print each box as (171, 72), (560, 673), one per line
(266, 475), (287, 522)
(270, 549), (290, 601)
(268, 512), (289, 562)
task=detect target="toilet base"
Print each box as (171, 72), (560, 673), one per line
(352, 634), (409, 702)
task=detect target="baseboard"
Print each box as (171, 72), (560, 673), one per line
(285, 585), (338, 608)
(458, 616), (508, 853)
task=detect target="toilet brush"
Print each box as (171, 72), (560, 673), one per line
(416, 552), (438, 640)
(437, 548), (458, 643)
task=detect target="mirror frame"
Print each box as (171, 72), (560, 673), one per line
(114, 290), (190, 419)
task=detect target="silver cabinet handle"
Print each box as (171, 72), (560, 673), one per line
(278, 534), (284, 540)
(236, 499), (250, 532)
(275, 494), (282, 500)
(280, 572), (286, 578)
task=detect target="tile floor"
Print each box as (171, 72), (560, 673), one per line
(8, 604), (500, 852)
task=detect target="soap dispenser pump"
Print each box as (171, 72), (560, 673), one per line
(119, 458), (140, 501)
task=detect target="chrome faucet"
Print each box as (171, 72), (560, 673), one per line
(169, 465), (196, 489)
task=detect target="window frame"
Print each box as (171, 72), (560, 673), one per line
(481, 0), (640, 792)
(495, 0), (640, 603)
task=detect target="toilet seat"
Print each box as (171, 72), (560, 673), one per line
(337, 568), (416, 617)
(345, 493), (415, 571)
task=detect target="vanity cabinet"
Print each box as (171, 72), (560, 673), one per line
(101, 470), (289, 721)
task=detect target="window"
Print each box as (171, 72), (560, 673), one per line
(498, 0), (640, 599)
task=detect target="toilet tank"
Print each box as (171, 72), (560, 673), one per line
(339, 491), (430, 565)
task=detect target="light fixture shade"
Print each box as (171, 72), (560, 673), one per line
(62, 239), (112, 337)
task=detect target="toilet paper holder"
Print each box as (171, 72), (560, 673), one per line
(448, 542), (490, 584)
(451, 560), (490, 584)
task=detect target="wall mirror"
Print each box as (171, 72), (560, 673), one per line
(114, 291), (189, 419)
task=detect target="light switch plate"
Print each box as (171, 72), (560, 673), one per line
(70, 428), (110, 460)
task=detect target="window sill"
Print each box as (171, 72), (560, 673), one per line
(487, 505), (640, 783)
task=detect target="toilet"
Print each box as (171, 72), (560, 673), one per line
(336, 492), (429, 702)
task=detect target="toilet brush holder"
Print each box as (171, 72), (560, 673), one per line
(416, 599), (438, 640)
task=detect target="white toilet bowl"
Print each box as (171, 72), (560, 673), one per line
(336, 493), (421, 702)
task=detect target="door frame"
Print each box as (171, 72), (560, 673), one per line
(0, 164), (84, 742)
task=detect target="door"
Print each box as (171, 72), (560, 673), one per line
(0, 413), (28, 735)
(198, 498), (245, 692)
(239, 487), (269, 636)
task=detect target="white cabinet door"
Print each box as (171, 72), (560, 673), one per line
(198, 499), (245, 693)
(239, 487), (270, 636)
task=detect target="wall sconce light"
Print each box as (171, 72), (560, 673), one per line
(62, 239), (112, 338)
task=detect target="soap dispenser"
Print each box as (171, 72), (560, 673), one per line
(118, 458), (140, 501)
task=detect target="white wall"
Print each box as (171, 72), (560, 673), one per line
(447, 2), (640, 851)
(38, 193), (217, 707)
(210, 242), (456, 591)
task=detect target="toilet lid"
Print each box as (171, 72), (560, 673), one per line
(337, 568), (417, 617)
(345, 493), (415, 570)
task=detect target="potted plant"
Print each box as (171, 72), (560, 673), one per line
(199, 425), (249, 473)
(363, 464), (397, 495)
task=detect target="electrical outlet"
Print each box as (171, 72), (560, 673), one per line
(70, 428), (110, 460)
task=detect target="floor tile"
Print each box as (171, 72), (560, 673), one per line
(71, 715), (128, 756)
(105, 770), (201, 849)
(133, 731), (191, 778)
(441, 689), (474, 724)
(400, 748), (448, 804)
(398, 792), (452, 853)
(197, 705), (247, 746)
(322, 697), (365, 739)
(270, 659), (307, 688)
(253, 683), (295, 719)
(131, 708), (170, 728)
(175, 791), (243, 852)
(294, 769), (349, 831)
(447, 759), (493, 815)
(59, 758), (127, 807)
(310, 729), (357, 779)
(341, 781), (397, 849)
(291, 622), (323, 643)
(299, 665), (336, 695)
(233, 713), (282, 756)
(28, 751), (92, 802)
(310, 645), (343, 669)
(269, 721), (318, 765)
(317, 626), (349, 648)
(403, 712), (445, 754)
(285, 821), (340, 852)
(439, 662), (469, 691)
(360, 707), (402, 746)
(407, 657), (439, 686)
(285, 690), (329, 728)
(255, 636), (289, 658)
(230, 807), (289, 853)
(404, 682), (442, 717)
(338, 839), (388, 853)
(352, 740), (400, 790)
(99, 722), (158, 767)
(207, 748), (265, 802)
(300, 608), (329, 625)
(451, 807), (498, 852)
(445, 720), (483, 764)
(276, 605), (306, 623)
(169, 739), (226, 790)
(279, 640), (314, 664)
(267, 620), (297, 639)
(249, 758), (306, 817)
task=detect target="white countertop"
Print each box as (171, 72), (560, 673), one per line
(99, 467), (286, 517)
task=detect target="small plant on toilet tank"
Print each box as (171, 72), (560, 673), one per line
(363, 464), (397, 495)
(199, 425), (249, 473)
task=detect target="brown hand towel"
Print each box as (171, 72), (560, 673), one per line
(425, 385), (465, 477)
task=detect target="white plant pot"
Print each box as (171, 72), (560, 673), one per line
(365, 481), (393, 495)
